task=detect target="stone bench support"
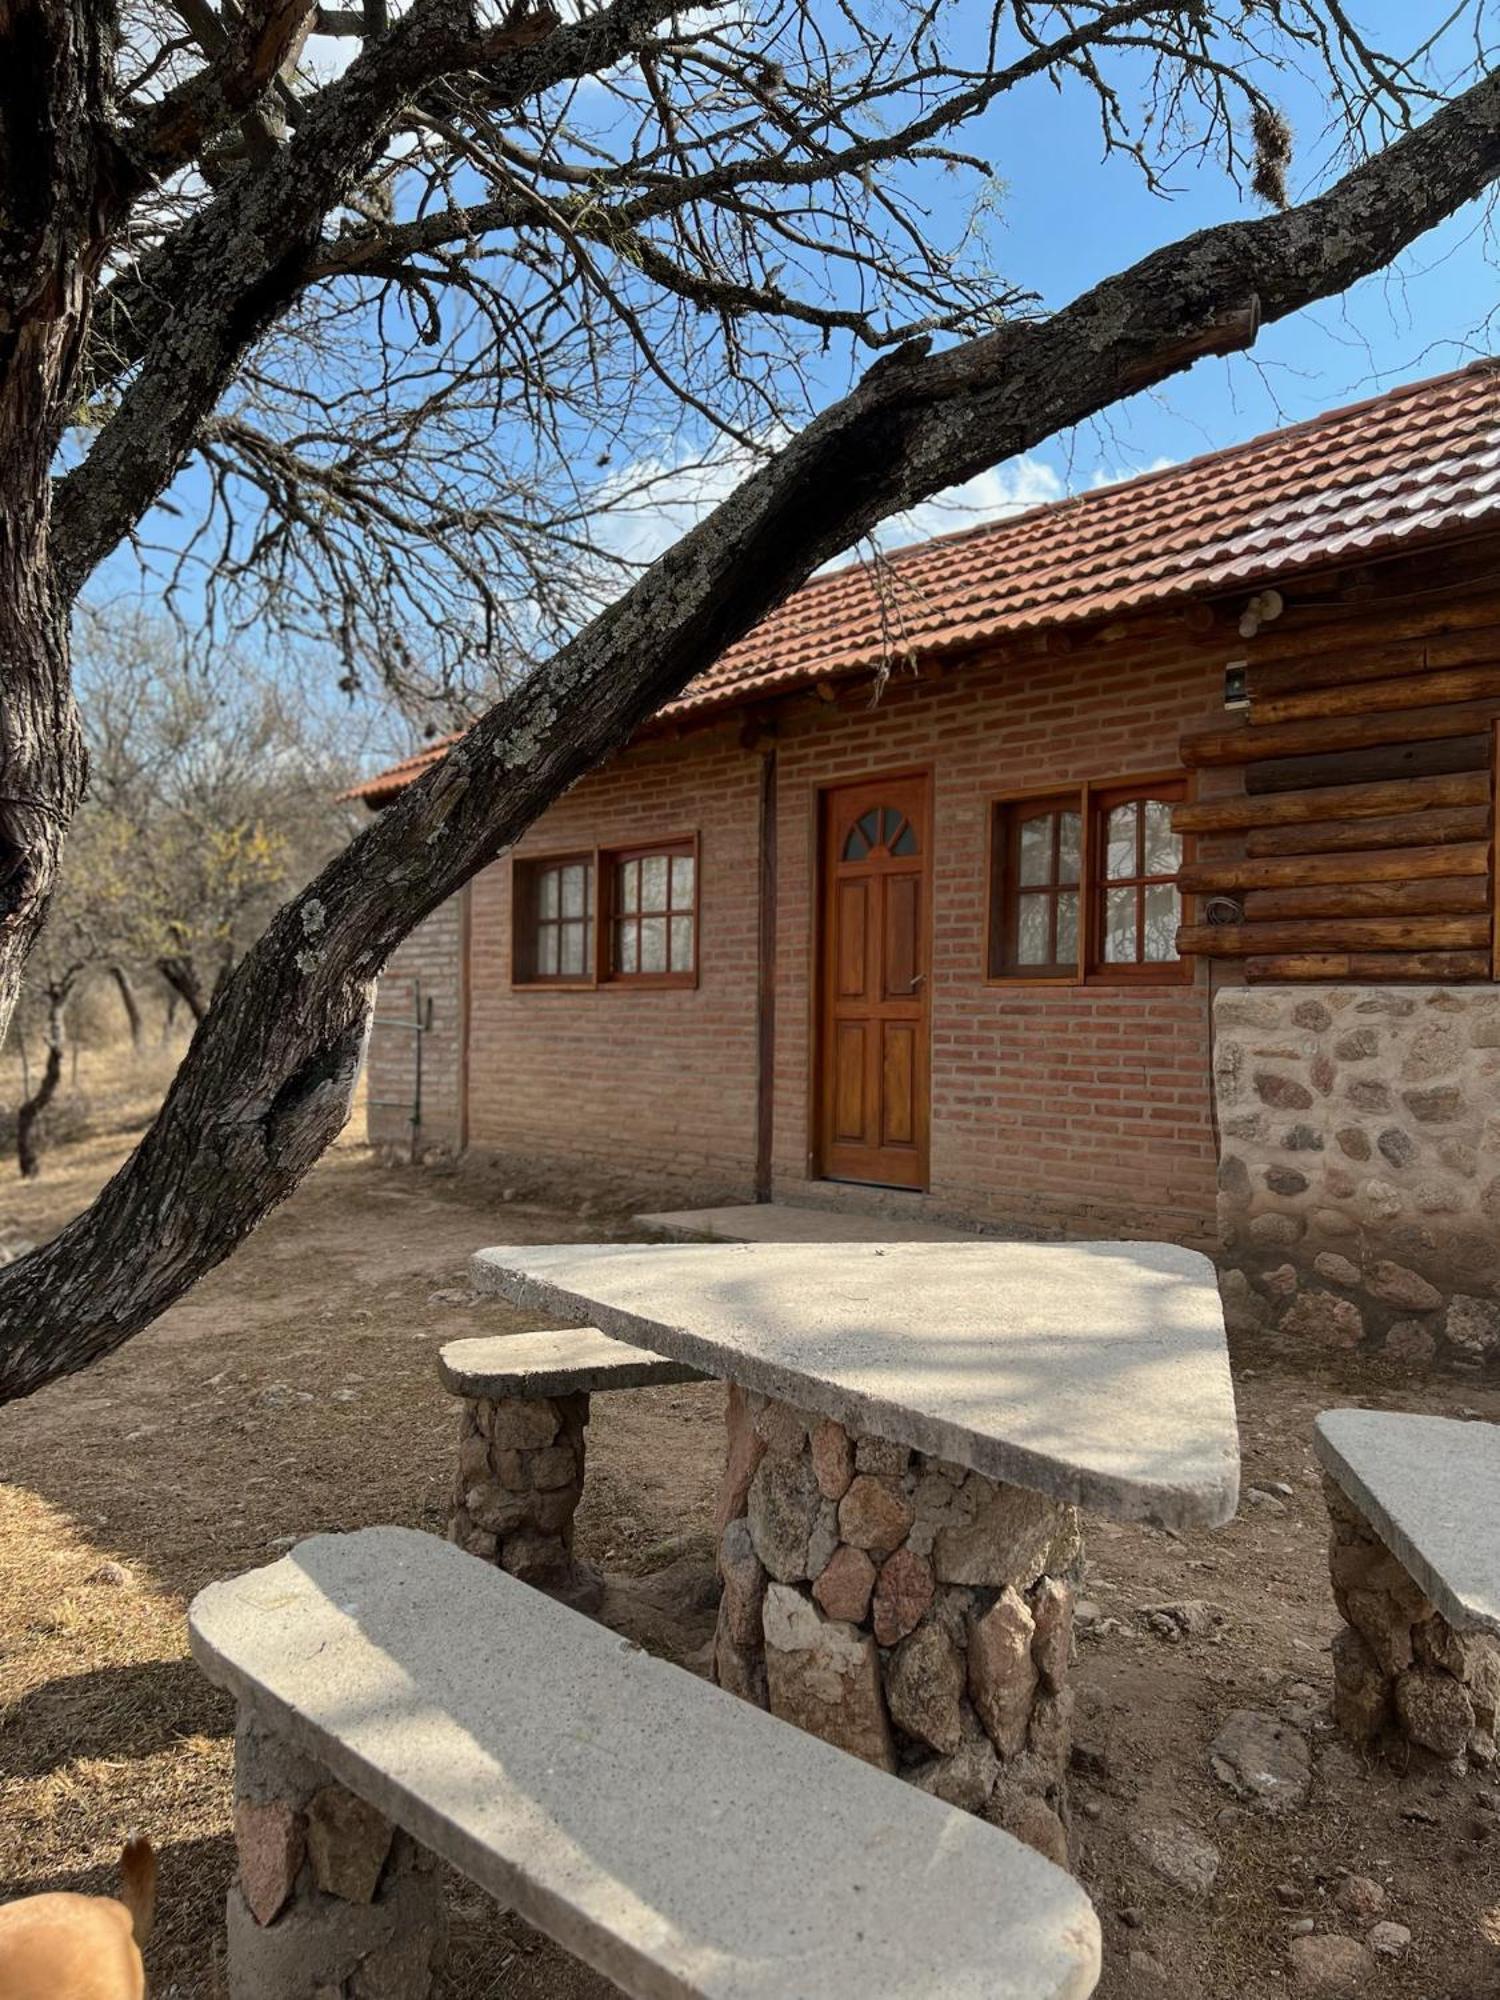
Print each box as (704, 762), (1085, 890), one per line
(712, 1386), (1082, 1866)
(227, 1714), (444, 2000)
(1316, 1409), (1500, 1768)
(439, 1329), (706, 1614)
(449, 1386), (598, 1609)
(1324, 1477), (1499, 1766)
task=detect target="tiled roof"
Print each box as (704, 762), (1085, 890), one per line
(350, 359), (1500, 804)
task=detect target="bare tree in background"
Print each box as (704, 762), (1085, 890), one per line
(70, 609), (363, 1018)
(5, 0), (1500, 1397)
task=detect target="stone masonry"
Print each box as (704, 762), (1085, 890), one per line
(1323, 1476), (1500, 1769)
(711, 1386), (1082, 1868)
(227, 1713), (446, 1998)
(446, 1389), (603, 1612)
(1213, 985), (1500, 1371)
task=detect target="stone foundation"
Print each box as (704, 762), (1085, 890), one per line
(227, 1715), (446, 1998)
(1213, 985), (1500, 1371)
(1323, 1476), (1499, 1768)
(711, 1386), (1081, 1866)
(446, 1390), (603, 1612)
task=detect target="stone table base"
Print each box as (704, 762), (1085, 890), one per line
(447, 1389), (603, 1612)
(712, 1387), (1081, 1866)
(227, 1715), (445, 1998)
(1324, 1474), (1499, 1767)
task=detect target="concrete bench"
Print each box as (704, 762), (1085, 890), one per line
(190, 1527), (1101, 2000)
(1315, 1409), (1499, 1766)
(440, 1329), (708, 1611)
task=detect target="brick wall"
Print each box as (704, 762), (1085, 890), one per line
(464, 726), (764, 1201)
(439, 615), (1228, 1242)
(365, 889), (468, 1154)
(769, 639), (1224, 1242)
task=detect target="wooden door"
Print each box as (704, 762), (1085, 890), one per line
(816, 773), (931, 1189)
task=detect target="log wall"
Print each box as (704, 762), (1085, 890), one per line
(1173, 591), (1500, 983)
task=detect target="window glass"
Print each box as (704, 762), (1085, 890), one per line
(516, 855), (595, 983)
(1106, 803), (1138, 879)
(604, 842), (697, 980)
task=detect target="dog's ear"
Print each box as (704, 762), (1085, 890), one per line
(118, 1837), (157, 1947)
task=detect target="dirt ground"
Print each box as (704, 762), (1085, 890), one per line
(2, 1047), (1499, 1999)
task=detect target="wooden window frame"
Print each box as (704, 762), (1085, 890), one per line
(600, 834), (701, 988)
(510, 850), (598, 990)
(510, 835), (701, 992)
(986, 773), (1192, 987)
(987, 791), (1084, 981)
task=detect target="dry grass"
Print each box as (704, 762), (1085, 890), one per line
(1, 1044), (1498, 1998)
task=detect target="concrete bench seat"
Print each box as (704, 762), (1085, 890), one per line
(439, 1328), (706, 1399)
(439, 1330), (710, 1607)
(1314, 1409), (1500, 1765)
(190, 1527), (1102, 2000)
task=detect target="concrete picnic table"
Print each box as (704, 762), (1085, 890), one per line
(471, 1237), (1238, 1864)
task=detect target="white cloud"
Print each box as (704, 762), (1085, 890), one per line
(587, 439), (1176, 578)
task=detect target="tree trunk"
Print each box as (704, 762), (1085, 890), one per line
(157, 954), (207, 1023)
(0, 0), (112, 1039)
(110, 963), (144, 1052)
(15, 989), (66, 1178)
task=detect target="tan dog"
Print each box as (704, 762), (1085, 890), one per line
(0, 1837), (155, 1998)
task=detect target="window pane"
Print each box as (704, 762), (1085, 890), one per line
(843, 824), (871, 861)
(881, 807), (903, 847)
(1142, 799), (1180, 876)
(640, 855), (669, 912)
(1104, 885), (1137, 962)
(640, 916), (668, 972)
(616, 921), (637, 973)
(891, 822), (918, 858)
(670, 914), (693, 970)
(1106, 804), (1138, 880)
(671, 854), (695, 905)
(617, 858), (639, 913)
(1057, 812), (1081, 885)
(561, 864), (585, 918)
(1143, 883), (1180, 962)
(1056, 890), (1078, 966)
(1016, 892), (1051, 965)
(1018, 813), (1054, 887)
(858, 809), (881, 847)
(538, 925), (559, 976)
(559, 922), (586, 977)
(539, 867), (560, 919)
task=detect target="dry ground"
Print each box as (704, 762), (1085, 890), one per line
(1, 1045), (1498, 1999)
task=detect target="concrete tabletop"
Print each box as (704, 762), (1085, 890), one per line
(1314, 1409), (1500, 1636)
(471, 1240), (1238, 1529)
(191, 1528), (1102, 2000)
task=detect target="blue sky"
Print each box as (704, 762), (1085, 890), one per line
(920, 2), (1498, 492)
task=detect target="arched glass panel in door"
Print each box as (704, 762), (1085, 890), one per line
(841, 804), (921, 862)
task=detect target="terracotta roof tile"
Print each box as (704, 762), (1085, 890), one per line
(350, 359), (1500, 803)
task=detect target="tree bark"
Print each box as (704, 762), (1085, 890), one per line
(15, 987), (66, 1178)
(8, 73), (1500, 1398)
(0, 0), (111, 1031)
(110, 962), (144, 1051)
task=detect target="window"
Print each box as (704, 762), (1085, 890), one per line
(510, 836), (699, 989)
(988, 777), (1187, 982)
(512, 853), (595, 985)
(1094, 787), (1184, 974)
(604, 840), (697, 983)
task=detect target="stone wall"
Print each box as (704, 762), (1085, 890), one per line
(711, 1387), (1081, 1866)
(1214, 985), (1500, 1372)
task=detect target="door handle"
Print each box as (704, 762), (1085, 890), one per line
(907, 972), (926, 993)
